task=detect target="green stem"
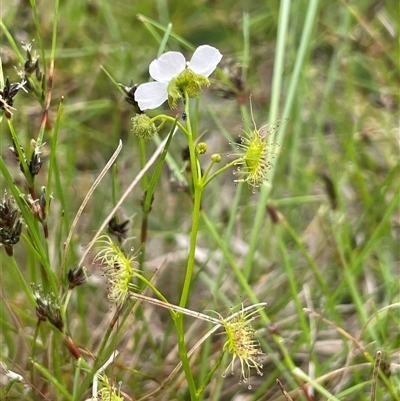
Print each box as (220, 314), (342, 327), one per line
(31, 359), (73, 400)
(7, 119), (32, 187)
(62, 288), (73, 322)
(174, 93), (203, 399)
(152, 114), (188, 134)
(203, 157), (245, 188)
(179, 93), (201, 309)
(138, 120), (177, 272)
(134, 273), (172, 307)
(197, 352), (225, 398)
(281, 216), (340, 321)
(137, 136), (148, 271)
(178, 185), (202, 309)
(9, 256), (36, 305)
(29, 0), (47, 84)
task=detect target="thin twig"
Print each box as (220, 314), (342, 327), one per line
(276, 379), (294, 401)
(61, 140), (123, 275)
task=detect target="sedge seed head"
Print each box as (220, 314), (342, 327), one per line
(94, 235), (137, 309)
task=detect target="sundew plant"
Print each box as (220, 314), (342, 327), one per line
(0, 1), (399, 401)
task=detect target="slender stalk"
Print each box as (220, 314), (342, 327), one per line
(139, 121), (177, 272)
(203, 157), (245, 187)
(178, 92), (203, 309)
(173, 93), (203, 399)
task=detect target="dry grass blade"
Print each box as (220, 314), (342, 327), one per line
(276, 379), (294, 401)
(303, 308), (371, 360)
(61, 139), (123, 274)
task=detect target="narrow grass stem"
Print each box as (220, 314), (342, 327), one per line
(31, 360), (73, 400)
(292, 367), (341, 401)
(281, 216), (340, 320)
(139, 138), (148, 191)
(6, 119), (32, 187)
(29, 0), (47, 83)
(47, 97), (63, 221)
(138, 121), (177, 272)
(62, 288), (73, 321)
(8, 256), (36, 305)
(134, 273), (172, 306)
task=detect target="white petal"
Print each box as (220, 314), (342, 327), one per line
(188, 45), (222, 77)
(149, 51), (186, 82)
(6, 370), (23, 382)
(134, 82), (168, 110)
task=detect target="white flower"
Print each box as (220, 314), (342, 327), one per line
(134, 45), (222, 110)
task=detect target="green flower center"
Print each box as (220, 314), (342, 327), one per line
(167, 69), (210, 108)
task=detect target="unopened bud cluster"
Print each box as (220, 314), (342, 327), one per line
(0, 193), (23, 256)
(68, 266), (88, 289)
(0, 78), (26, 119)
(108, 215), (130, 243)
(22, 41), (43, 82)
(32, 284), (64, 332)
(27, 187), (47, 222)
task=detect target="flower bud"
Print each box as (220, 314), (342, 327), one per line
(108, 215), (129, 243)
(196, 142), (208, 155)
(0, 193), (23, 256)
(211, 153), (222, 163)
(32, 284), (64, 331)
(68, 266), (88, 289)
(131, 114), (158, 141)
